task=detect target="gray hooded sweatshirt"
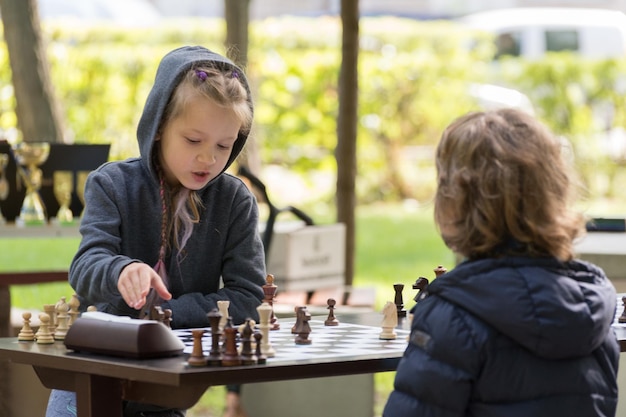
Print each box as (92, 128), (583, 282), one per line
(69, 46), (266, 328)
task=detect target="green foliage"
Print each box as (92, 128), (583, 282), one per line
(497, 54), (626, 197)
(0, 17), (624, 202)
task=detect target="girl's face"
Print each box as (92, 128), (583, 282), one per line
(158, 95), (241, 189)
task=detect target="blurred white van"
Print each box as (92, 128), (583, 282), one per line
(459, 7), (626, 60)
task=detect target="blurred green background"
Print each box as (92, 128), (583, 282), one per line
(3, 13), (626, 417)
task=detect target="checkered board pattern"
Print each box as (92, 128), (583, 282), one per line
(172, 320), (410, 361)
(614, 295), (626, 327)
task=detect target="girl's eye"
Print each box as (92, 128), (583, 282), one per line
(186, 137), (200, 144)
(218, 144), (232, 150)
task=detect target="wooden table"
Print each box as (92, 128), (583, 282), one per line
(0, 313), (409, 417)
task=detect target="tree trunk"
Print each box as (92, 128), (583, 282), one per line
(0, 0), (65, 143)
(224, 0), (262, 176)
(336, 0), (359, 287)
(224, 0), (249, 68)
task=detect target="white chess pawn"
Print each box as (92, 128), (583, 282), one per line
(68, 294), (81, 326)
(18, 312), (35, 341)
(36, 313), (55, 344)
(54, 301), (70, 340)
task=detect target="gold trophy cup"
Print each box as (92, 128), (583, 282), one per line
(13, 142), (50, 225)
(53, 171), (74, 224)
(76, 170), (89, 218)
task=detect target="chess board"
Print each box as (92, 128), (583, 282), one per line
(172, 319), (410, 362)
(614, 295), (626, 326)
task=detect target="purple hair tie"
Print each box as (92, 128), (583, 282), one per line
(232, 71), (239, 79)
(194, 69), (208, 81)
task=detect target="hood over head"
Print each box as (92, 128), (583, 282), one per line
(136, 45), (253, 182)
(428, 257), (616, 359)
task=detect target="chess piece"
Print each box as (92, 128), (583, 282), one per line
(206, 309), (223, 366)
(254, 332), (267, 364)
(43, 304), (56, 333)
(217, 300), (230, 332)
(18, 312), (35, 341)
(54, 300), (70, 341)
(619, 296), (626, 323)
(294, 306), (312, 345)
(150, 305), (165, 323)
(240, 319), (257, 365)
(257, 302), (275, 358)
(87, 305), (98, 312)
(291, 305), (301, 334)
(434, 265), (447, 277)
(187, 329), (208, 367)
(412, 277), (429, 303)
(36, 313), (55, 344)
(221, 318), (242, 366)
(263, 274), (280, 330)
(393, 283), (407, 318)
(54, 297), (68, 327)
(380, 301), (398, 340)
(163, 308), (173, 329)
(325, 298), (339, 326)
(68, 294), (81, 326)
(238, 319), (256, 334)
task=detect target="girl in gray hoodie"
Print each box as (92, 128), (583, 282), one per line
(46, 45), (265, 417)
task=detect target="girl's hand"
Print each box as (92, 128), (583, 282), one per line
(117, 262), (172, 309)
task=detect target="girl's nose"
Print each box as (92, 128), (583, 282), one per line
(197, 148), (216, 164)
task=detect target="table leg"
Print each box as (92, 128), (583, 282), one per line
(0, 284), (11, 337)
(75, 373), (123, 417)
(36, 367), (123, 417)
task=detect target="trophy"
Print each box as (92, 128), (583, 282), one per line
(53, 170), (74, 224)
(76, 170), (89, 218)
(0, 153), (8, 224)
(12, 142), (50, 225)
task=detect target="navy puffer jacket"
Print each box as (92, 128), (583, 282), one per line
(383, 257), (619, 417)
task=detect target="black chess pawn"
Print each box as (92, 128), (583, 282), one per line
(221, 317), (242, 366)
(325, 298), (339, 326)
(187, 329), (208, 367)
(240, 319), (257, 365)
(207, 308), (223, 366)
(434, 265), (447, 277)
(393, 283), (407, 318)
(254, 332), (267, 364)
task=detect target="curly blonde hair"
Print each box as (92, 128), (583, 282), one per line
(434, 108), (585, 261)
